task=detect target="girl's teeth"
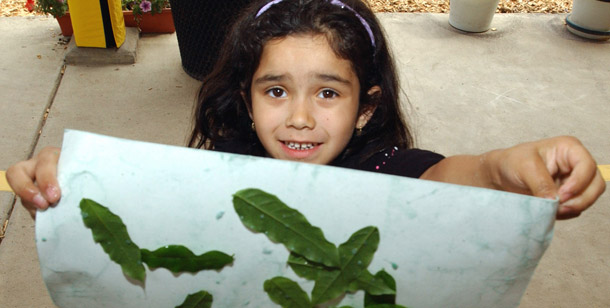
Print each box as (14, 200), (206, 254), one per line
(286, 142), (314, 150)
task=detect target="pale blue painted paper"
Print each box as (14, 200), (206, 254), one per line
(36, 130), (558, 308)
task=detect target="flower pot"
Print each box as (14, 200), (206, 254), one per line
(169, 0), (252, 80)
(55, 9), (175, 37)
(124, 8), (175, 33)
(56, 14), (73, 36)
(566, 0), (610, 40)
(449, 0), (501, 33)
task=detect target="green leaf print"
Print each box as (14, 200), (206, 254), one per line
(233, 188), (340, 267)
(175, 290), (213, 308)
(364, 270), (398, 306)
(79, 198), (145, 283)
(311, 226), (380, 305)
(348, 270), (395, 296)
(264, 276), (311, 308)
(288, 252), (328, 280)
(289, 252), (394, 297)
(141, 245), (233, 273)
(233, 189), (403, 307)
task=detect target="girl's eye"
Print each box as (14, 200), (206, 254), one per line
(267, 88), (286, 98)
(318, 89), (338, 99)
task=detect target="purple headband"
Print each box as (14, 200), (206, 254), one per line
(255, 0), (376, 48)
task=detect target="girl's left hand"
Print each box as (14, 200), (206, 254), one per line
(485, 136), (606, 219)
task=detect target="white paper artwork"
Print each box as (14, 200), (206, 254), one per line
(36, 130), (557, 308)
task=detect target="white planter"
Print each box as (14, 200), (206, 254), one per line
(566, 0), (610, 40)
(449, 0), (501, 32)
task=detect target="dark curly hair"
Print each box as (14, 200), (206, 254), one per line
(188, 0), (413, 164)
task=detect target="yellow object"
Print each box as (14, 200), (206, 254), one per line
(69, 0), (125, 48)
(599, 165), (610, 182)
(0, 171), (12, 192)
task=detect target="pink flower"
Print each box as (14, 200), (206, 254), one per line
(139, 0), (152, 12)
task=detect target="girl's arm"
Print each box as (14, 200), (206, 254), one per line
(420, 136), (606, 220)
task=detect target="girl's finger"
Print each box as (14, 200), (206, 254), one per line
(516, 156), (559, 200)
(34, 147), (61, 204)
(556, 145), (598, 203)
(5, 160), (49, 210)
(557, 171), (606, 220)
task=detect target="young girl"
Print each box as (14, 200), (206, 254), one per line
(7, 0), (605, 220)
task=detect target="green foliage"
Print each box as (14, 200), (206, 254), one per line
(234, 189), (400, 308)
(80, 198), (234, 307)
(80, 198), (146, 283)
(35, 0), (68, 18)
(288, 252), (328, 281)
(264, 277), (311, 308)
(175, 291), (213, 308)
(34, 0), (170, 19)
(289, 253), (395, 298)
(364, 270), (398, 306)
(311, 227), (380, 305)
(233, 188), (340, 267)
(122, 0), (169, 19)
(81, 188), (404, 307)
(350, 270), (396, 297)
(141, 245), (233, 273)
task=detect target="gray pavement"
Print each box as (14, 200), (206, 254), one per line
(0, 13), (608, 307)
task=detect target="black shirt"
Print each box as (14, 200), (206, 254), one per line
(332, 146), (445, 178)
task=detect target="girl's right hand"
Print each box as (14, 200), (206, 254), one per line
(5, 147), (61, 218)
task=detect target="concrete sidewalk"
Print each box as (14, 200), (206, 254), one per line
(0, 13), (608, 307)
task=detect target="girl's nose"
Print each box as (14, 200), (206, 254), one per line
(285, 97), (315, 129)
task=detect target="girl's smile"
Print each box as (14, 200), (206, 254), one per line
(249, 34), (372, 164)
(280, 141), (320, 159)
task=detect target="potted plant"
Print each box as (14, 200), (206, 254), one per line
(35, 0), (71, 36)
(448, 0), (501, 32)
(566, 0), (610, 40)
(122, 0), (174, 33)
(34, 0), (174, 36)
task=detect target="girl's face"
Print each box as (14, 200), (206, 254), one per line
(249, 34), (372, 165)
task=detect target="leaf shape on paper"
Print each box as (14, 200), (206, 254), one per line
(365, 305), (407, 308)
(311, 269), (348, 305)
(79, 198), (145, 283)
(141, 245), (233, 273)
(290, 252), (395, 302)
(233, 188), (340, 267)
(311, 226), (380, 305)
(175, 290), (213, 308)
(364, 270), (398, 306)
(288, 252), (328, 280)
(348, 270), (395, 296)
(264, 276), (311, 308)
